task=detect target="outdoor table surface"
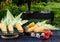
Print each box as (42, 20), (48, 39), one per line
(0, 30), (60, 42)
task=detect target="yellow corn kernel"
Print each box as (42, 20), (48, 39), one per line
(16, 23), (23, 33)
(26, 25), (38, 33)
(25, 22), (35, 30)
(8, 24), (14, 33)
(0, 24), (7, 34)
(34, 26), (47, 33)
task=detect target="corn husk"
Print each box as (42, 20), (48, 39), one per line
(13, 12), (28, 25)
(36, 20), (60, 30)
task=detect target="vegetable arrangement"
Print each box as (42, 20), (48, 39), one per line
(0, 10), (60, 40)
(25, 20), (60, 33)
(0, 10), (28, 34)
(25, 20), (60, 40)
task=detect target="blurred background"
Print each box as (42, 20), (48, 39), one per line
(0, 0), (60, 26)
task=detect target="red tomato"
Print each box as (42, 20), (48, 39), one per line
(42, 35), (50, 40)
(50, 32), (53, 37)
(44, 30), (51, 36)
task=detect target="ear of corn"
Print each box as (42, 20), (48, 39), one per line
(8, 24), (14, 33)
(16, 23), (23, 33)
(26, 25), (38, 33)
(0, 10), (28, 34)
(34, 26), (47, 32)
(0, 24), (7, 34)
(25, 22), (35, 30)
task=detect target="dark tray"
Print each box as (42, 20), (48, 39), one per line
(0, 28), (20, 36)
(0, 30), (60, 42)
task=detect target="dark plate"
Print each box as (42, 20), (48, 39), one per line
(0, 28), (20, 36)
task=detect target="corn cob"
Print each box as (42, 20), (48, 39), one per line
(16, 23), (23, 33)
(26, 25), (38, 33)
(0, 23), (7, 34)
(25, 22), (35, 30)
(34, 26), (47, 33)
(8, 24), (14, 33)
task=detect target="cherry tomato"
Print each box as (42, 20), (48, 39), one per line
(50, 32), (53, 37)
(42, 35), (50, 40)
(44, 30), (51, 36)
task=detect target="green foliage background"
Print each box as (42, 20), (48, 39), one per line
(0, 0), (60, 26)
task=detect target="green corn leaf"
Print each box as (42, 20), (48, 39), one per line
(1, 10), (14, 25)
(36, 20), (48, 26)
(14, 12), (23, 21)
(13, 12), (28, 25)
(12, 12), (23, 25)
(44, 24), (60, 30)
(1, 10), (28, 26)
(1, 17), (8, 25)
(7, 10), (14, 21)
(36, 20), (60, 30)
(21, 20), (28, 25)
(7, 10), (14, 25)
